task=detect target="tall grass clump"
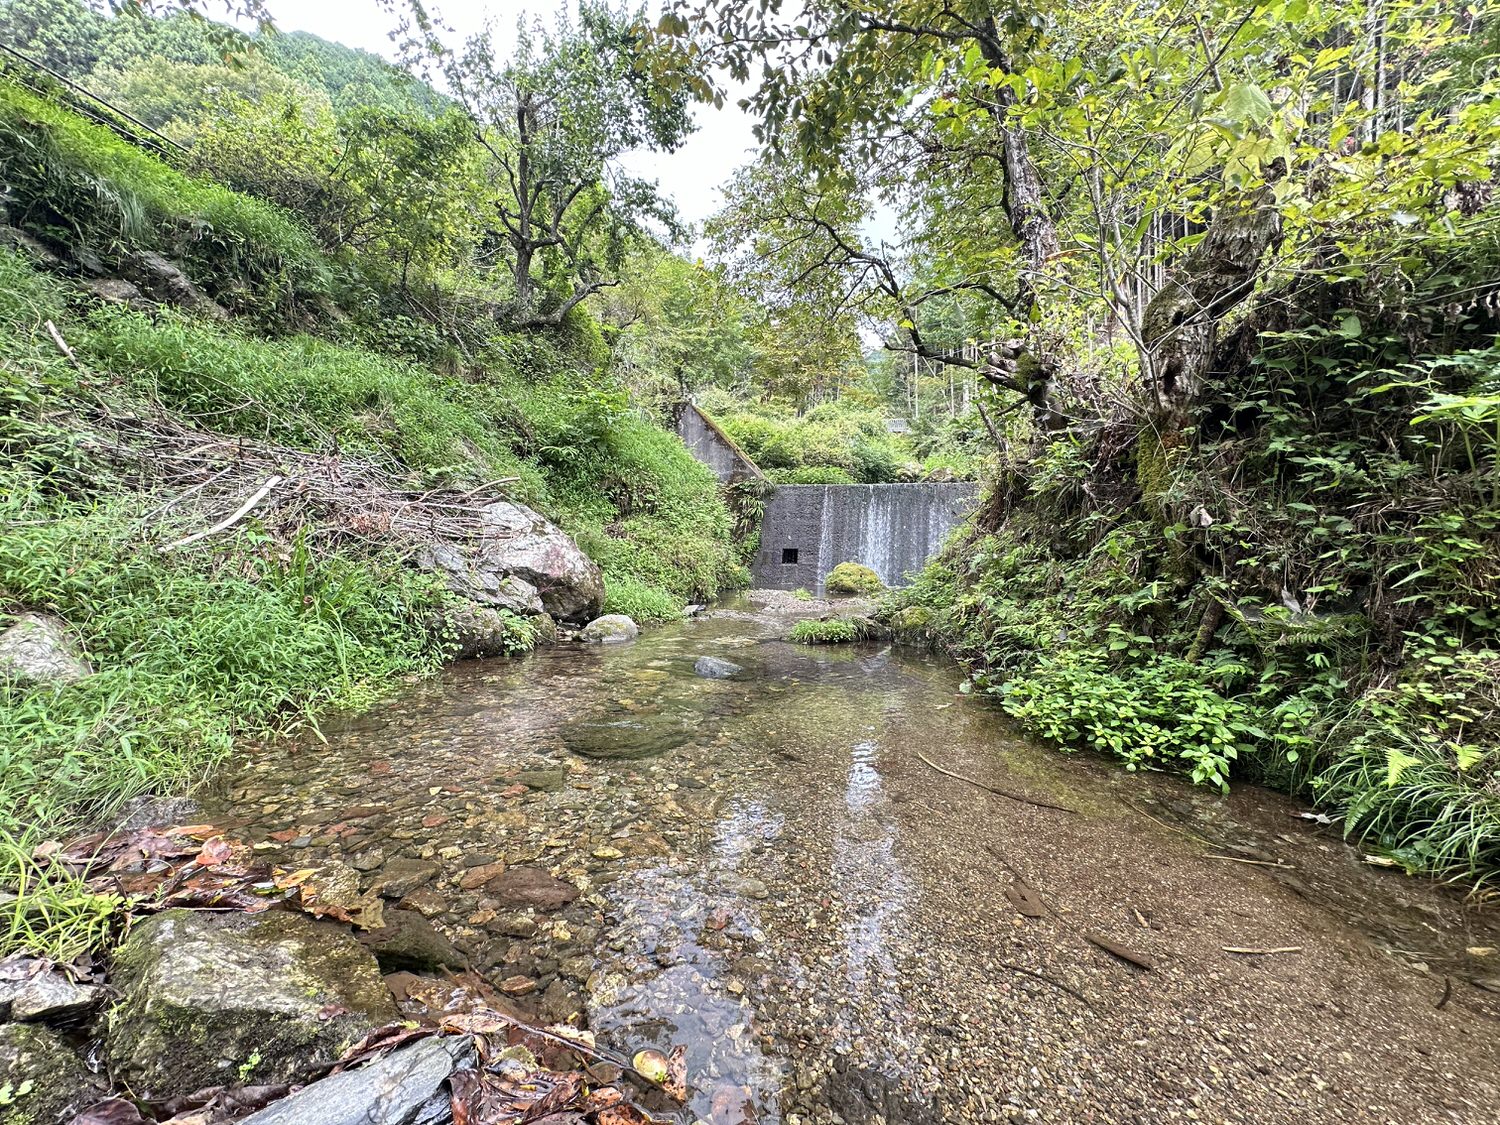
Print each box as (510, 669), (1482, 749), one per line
(0, 78), (333, 321)
(0, 473), (448, 837)
(78, 305), (543, 491)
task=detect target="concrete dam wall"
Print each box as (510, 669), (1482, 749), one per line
(752, 482), (979, 593)
(672, 402), (762, 483)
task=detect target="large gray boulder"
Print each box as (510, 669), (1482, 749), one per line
(0, 613), (91, 686)
(237, 1036), (472, 1125)
(105, 909), (399, 1100)
(420, 501), (603, 623)
(0, 1023), (107, 1125)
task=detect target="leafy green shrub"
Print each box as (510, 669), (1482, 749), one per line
(995, 653), (1258, 792)
(789, 616), (870, 645)
(769, 465), (856, 484)
(826, 562), (884, 596)
(710, 400), (935, 484)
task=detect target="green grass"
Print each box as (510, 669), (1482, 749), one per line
(0, 474), (449, 836)
(789, 617), (870, 645)
(0, 78), (333, 322)
(0, 831), (122, 961)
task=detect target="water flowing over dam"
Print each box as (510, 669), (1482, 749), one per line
(671, 402), (978, 592)
(751, 481), (979, 592)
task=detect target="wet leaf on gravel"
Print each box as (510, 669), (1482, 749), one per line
(1003, 878), (1046, 919)
(664, 1046), (687, 1102)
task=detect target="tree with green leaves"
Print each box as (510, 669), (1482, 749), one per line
(656, 0), (1499, 441)
(443, 3), (695, 327)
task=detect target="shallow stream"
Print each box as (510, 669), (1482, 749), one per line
(202, 593), (1500, 1124)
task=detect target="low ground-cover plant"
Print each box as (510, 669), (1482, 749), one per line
(789, 616), (871, 645)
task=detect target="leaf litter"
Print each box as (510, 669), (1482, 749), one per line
(38, 823), (690, 1125)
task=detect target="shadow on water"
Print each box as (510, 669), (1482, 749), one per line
(198, 594), (1500, 1125)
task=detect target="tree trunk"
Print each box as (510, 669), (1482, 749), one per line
(976, 22), (1064, 427)
(1139, 187), (1283, 432)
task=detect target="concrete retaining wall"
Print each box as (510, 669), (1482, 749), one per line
(672, 403), (761, 483)
(752, 483), (978, 593)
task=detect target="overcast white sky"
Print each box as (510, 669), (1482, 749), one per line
(247, 0), (758, 232)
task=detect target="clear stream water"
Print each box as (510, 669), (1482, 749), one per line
(202, 595), (1500, 1125)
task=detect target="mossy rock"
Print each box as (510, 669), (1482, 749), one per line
(0, 1023), (106, 1125)
(578, 614), (640, 644)
(889, 605), (938, 647)
(104, 908), (398, 1100)
(825, 563), (884, 597)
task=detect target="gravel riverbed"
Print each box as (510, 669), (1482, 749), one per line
(200, 592), (1500, 1125)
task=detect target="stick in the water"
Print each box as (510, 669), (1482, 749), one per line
(913, 748), (1077, 814)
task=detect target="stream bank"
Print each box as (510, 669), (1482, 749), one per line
(181, 591), (1500, 1125)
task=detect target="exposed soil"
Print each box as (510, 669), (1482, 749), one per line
(198, 592), (1500, 1125)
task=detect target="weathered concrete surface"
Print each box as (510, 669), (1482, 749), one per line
(672, 403), (762, 483)
(752, 483), (978, 593)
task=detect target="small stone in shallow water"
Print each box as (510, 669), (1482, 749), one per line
(498, 975), (538, 996)
(398, 889), (447, 918)
(514, 768), (569, 793)
(359, 909), (465, 973)
(460, 861), (507, 890)
(738, 878), (771, 900)
(370, 858), (441, 899)
(578, 614), (640, 644)
(694, 655), (744, 679)
(487, 867), (580, 912)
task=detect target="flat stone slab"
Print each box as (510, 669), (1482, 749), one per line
(105, 909), (398, 1100)
(238, 1035), (473, 1125)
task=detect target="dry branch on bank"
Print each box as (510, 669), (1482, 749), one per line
(64, 392), (522, 558)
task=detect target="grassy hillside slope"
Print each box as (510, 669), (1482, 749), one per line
(0, 83), (743, 854)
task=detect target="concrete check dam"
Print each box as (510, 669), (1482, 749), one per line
(672, 403), (978, 593)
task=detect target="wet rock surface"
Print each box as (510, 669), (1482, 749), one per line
(694, 655), (743, 679)
(0, 612), (91, 685)
(0, 962), (103, 1026)
(237, 1035), (473, 1125)
(105, 908), (398, 1099)
(198, 591), (1500, 1125)
(580, 614), (641, 644)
